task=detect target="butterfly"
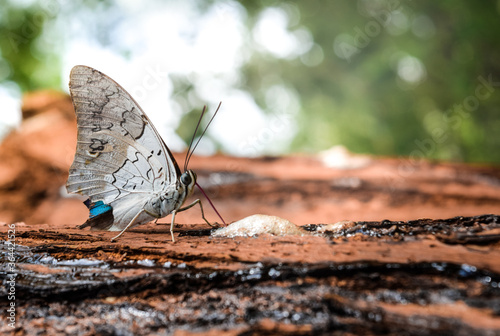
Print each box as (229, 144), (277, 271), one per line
(66, 65), (224, 242)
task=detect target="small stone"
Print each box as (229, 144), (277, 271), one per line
(317, 220), (357, 234)
(212, 214), (306, 238)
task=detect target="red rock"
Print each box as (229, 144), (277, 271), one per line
(2, 91), (500, 335)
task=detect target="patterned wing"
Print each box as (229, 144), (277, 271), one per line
(66, 65), (181, 230)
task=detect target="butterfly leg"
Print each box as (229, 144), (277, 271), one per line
(170, 210), (177, 242)
(169, 200), (217, 242)
(177, 199), (217, 228)
(111, 209), (145, 242)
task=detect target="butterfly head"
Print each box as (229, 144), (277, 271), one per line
(180, 170), (197, 198)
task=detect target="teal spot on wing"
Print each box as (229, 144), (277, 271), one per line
(85, 200), (113, 218)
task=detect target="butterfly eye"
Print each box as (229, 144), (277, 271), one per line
(180, 172), (192, 185)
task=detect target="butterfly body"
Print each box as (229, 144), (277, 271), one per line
(66, 65), (200, 239)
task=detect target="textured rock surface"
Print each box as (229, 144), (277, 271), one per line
(1, 92), (500, 335)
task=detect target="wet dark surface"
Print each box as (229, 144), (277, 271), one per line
(2, 215), (500, 335)
(306, 213), (500, 243)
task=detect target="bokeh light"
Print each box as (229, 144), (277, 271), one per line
(0, 0), (499, 162)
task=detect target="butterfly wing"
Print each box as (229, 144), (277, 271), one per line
(66, 65), (181, 230)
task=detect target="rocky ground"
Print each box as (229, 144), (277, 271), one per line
(1, 92), (500, 335)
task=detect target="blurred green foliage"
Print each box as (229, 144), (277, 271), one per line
(242, 0), (500, 162)
(0, 0), (61, 91)
(1, 0), (499, 163)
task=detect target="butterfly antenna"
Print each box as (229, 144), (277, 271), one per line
(184, 106), (207, 171)
(184, 102), (222, 170)
(196, 182), (226, 226)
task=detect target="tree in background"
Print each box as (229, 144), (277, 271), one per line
(0, 0), (499, 163)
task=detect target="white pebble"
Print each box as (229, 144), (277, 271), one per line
(212, 214), (306, 238)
